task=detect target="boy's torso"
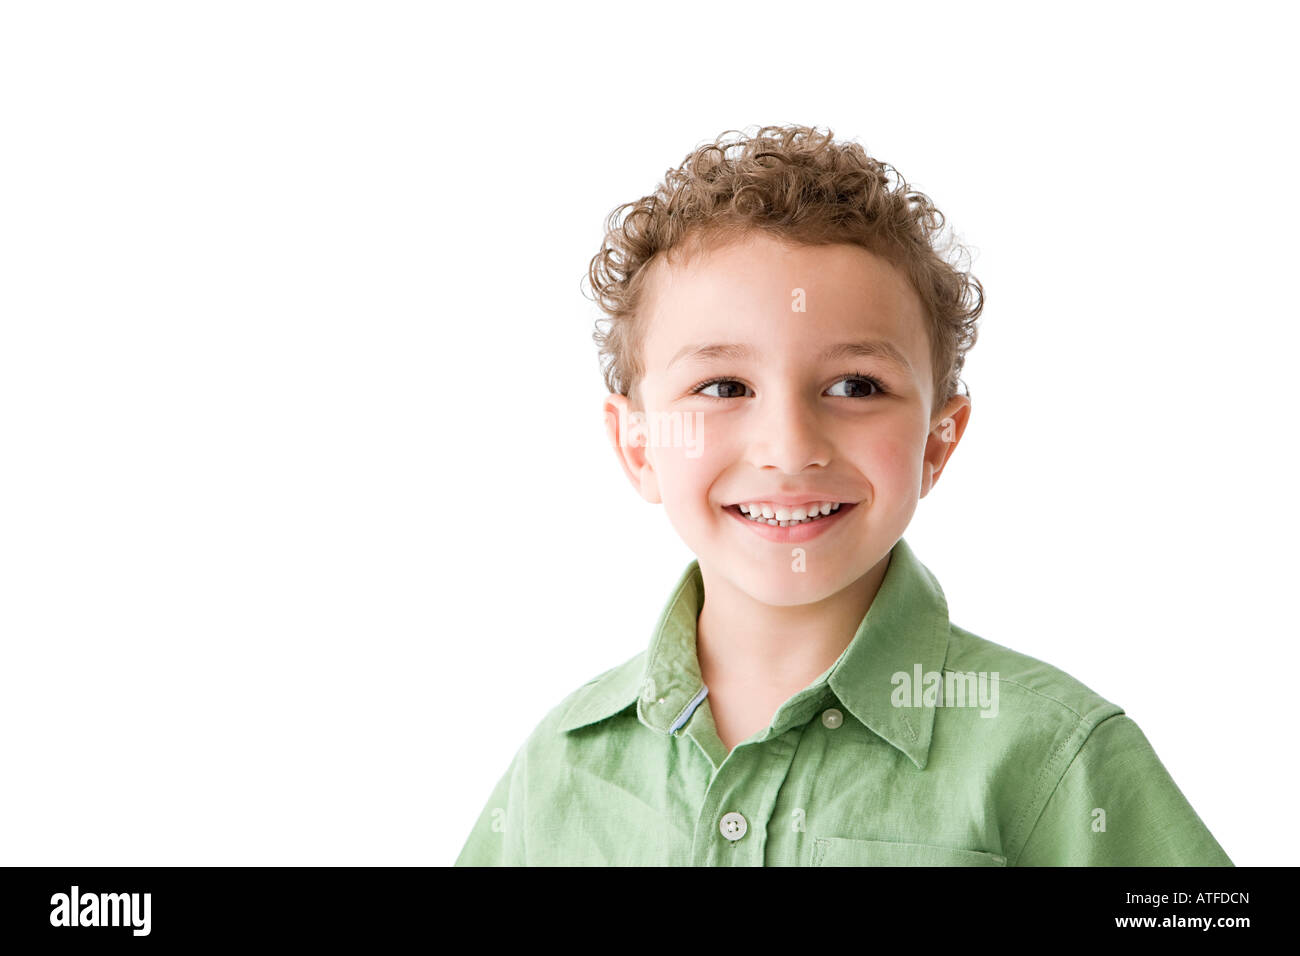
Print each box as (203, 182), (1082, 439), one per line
(520, 623), (1105, 866)
(456, 538), (1232, 867)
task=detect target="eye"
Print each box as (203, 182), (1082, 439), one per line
(690, 378), (753, 399)
(688, 371), (889, 400)
(827, 374), (887, 398)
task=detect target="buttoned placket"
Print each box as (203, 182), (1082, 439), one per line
(678, 684), (837, 866)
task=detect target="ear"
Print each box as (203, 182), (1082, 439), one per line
(603, 392), (662, 504)
(920, 393), (971, 498)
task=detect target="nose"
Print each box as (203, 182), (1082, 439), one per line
(744, 388), (833, 474)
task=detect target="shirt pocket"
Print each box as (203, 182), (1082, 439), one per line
(810, 837), (1007, 867)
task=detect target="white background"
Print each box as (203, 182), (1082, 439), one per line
(2, 1), (1295, 866)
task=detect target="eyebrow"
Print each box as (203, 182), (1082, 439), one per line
(668, 339), (913, 374)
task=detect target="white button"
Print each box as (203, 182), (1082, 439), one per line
(822, 708), (843, 729)
(719, 811), (748, 841)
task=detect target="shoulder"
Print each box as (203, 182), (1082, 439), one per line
(480, 650), (647, 791)
(943, 621), (1124, 732)
(936, 622), (1156, 860)
(527, 649), (648, 741)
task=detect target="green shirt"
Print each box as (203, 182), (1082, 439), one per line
(455, 537), (1232, 866)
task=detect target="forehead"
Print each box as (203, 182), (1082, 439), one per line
(640, 232), (930, 373)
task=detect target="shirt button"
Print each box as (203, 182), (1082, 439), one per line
(822, 708), (843, 729)
(719, 811), (748, 841)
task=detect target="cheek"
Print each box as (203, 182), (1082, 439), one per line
(858, 434), (925, 487)
(652, 442), (722, 505)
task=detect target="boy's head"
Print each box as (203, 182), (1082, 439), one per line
(591, 125), (983, 603)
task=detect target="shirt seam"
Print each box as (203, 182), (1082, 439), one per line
(942, 669), (1088, 722)
(1007, 710), (1125, 866)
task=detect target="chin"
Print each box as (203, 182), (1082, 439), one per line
(735, 566), (846, 600)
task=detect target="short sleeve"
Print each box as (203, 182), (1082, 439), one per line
(453, 742), (528, 866)
(1014, 714), (1232, 866)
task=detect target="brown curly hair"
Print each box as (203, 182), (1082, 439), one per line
(585, 124), (983, 419)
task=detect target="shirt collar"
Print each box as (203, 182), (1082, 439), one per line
(557, 536), (951, 770)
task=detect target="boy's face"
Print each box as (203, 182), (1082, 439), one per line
(604, 231), (970, 606)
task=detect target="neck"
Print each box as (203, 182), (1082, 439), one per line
(695, 550), (892, 698)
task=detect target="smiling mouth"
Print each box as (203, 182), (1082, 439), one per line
(724, 502), (857, 527)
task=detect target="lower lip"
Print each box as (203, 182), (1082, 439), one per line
(723, 502), (858, 543)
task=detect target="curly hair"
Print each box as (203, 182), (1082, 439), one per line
(585, 124), (983, 418)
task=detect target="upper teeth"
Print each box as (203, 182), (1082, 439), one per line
(738, 502), (841, 522)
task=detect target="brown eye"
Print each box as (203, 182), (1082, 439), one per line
(827, 376), (885, 398)
(693, 379), (752, 399)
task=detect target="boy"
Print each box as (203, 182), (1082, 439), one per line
(454, 124), (1232, 866)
